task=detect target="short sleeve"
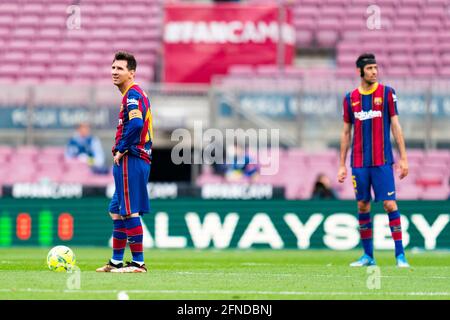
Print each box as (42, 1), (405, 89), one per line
(343, 94), (351, 123)
(125, 89), (141, 111)
(388, 87), (399, 117)
(125, 89), (143, 120)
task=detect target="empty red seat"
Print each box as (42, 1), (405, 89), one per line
(415, 54), (437, 67)
(421, 186), (450, 200)
(413, 66), (437, 77)
(316, 30), (339, 48)
(397, 185), (423, 200)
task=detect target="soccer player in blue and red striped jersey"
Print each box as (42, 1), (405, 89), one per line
(96, 52), (153, 273)
(338, 53), (410, 268)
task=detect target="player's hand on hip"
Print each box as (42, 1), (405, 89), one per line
(337, 165), (347, 183)
(114, 151), (124, 166)
(398, 158), (408, 179)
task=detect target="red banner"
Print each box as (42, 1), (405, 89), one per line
(163, 3), (295, 83)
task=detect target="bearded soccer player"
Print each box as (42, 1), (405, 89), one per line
(338, 53), (410, 268)
(96, 52), (153, 273)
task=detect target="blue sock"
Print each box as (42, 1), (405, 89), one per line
(388, 210), (404, 257)
(124, 217), (144, 263)
(358, 212), (373, 258)
(112, 219), (127, 263)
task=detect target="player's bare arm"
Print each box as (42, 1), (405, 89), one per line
(338, 122), (351, 183)
(390, 115), (408, 179)
(113, 151), (125, 166)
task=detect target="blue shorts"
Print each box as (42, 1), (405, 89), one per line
(351, 164), (396, 202)
(108, 154), (151, 216)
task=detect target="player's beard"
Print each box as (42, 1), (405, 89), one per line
(363, 77), (377, 85)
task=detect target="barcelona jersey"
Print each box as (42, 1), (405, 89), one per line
(113, 83), (153, 163)
(343, 82), (398, 168)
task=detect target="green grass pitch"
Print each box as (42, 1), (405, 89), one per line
(0, 247), (449, 300)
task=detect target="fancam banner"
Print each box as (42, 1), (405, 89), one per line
(163, 3), (295, 83)
(0, 199), (449, 250)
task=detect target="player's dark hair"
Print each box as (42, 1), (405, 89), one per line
(113, 51), (137, 71)
(356, 53), (376, 77)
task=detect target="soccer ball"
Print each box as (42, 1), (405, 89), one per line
(47, 245), (76, 272)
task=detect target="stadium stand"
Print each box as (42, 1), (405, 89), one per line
(0, 0), (163, 84)
(0, 0), (449, 82)
(244, 0), (450, 78)
(0, 0), (448, 83)
(196, 148), (450, 200)
(292, 0), (450, 48)
(0, 145), (113, 186)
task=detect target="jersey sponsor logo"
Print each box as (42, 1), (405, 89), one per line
(127, 98), (139, 106)
(118, 119), (123, 126)
(354, 110), (382, 121)
(352, 101), (360, 106)
(392, 93), (397, 102)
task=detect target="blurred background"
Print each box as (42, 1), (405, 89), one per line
(0, 0), (449, 203)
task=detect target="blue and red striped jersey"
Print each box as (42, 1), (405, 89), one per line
(343, 82), (398, 168)
(113, 83), (153, 163)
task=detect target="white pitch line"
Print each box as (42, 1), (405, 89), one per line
(172, 271), (450, 280)
(2, 269), (450, 280)
(0, 288), (449, 296)
(173, 271), (356, 277)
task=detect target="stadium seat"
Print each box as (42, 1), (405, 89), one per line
(337, 183), (356, 200)
(0, 0), (162, 84)
(421, 186), (450, 200)
(228, 65), (255, 76)
(196, 173), (224, 185)
(4, 0), (448, 81)
(15, 145), (39, 157)
(83, 173), (114, 186)
(195, 146), (450, 200)
(397, 185), (423, 200)
(316, 31), (339, 48)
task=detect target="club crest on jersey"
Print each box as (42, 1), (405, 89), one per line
(374, 97), (382, 106)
